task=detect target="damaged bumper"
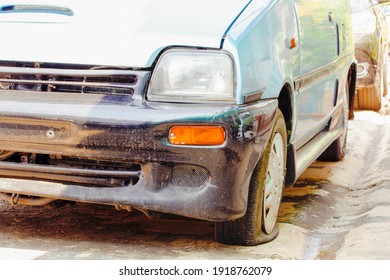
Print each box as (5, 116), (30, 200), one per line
(0, 91), (277, 221)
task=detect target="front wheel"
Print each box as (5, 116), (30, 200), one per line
(215, 109), (287, 246)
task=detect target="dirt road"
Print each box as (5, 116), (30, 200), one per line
(0, 107), (389, 260)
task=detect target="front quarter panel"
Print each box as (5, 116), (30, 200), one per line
(224, 0), (300, 103)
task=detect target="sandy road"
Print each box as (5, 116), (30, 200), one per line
(281, 107), (390, 259)
(0, 107), (389, 260)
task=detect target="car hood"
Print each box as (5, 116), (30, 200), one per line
(0, 0), (250, 67)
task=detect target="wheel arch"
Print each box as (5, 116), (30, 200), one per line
(277, 84), (293, 141)
(277, 83), (296, 185)
(348, 62), (357, 119)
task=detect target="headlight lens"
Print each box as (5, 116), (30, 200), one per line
(148, 49), (235, 103)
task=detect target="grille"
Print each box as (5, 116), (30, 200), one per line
(0, 61), (149, 96)
(171, 165), (209, 188)
(0, 154), (141, 188)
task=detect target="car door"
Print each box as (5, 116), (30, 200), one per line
(293, 0), (341, 149)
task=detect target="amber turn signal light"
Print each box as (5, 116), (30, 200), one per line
(169, 126), (226, 146)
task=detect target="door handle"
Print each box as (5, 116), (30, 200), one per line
(328, 12), (334, 22)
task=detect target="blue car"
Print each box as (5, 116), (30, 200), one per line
(0, 0), (356, 245)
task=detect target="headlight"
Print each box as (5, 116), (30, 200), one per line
(147, 49), (235, 103)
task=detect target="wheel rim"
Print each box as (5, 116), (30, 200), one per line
(263, 132), (284, 234)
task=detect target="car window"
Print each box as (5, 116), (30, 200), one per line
(350, 0), (371, 13)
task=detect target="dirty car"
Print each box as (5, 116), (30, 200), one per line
(0, 0), (356, 246)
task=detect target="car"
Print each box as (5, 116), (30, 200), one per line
(378, 1), (390, 50)
(350, 0), (389, 111)
(0, 0), (356, 246)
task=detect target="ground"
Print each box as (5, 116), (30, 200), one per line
(0, 104), (389, 260)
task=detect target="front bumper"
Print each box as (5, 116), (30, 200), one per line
(0, 91), (277, 221)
